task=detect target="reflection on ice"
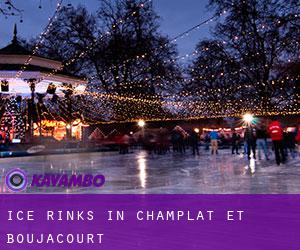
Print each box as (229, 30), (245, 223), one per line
(137, 151), (147, 188)
(249, 158), (256, 174)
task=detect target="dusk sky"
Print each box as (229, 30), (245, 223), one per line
(0, 0), (214, 57)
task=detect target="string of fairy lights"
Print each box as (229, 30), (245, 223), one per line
(61, 71), (298, 123)
(85, 64), (299, 93)
(40, 0), (154, 83)
(15, 0), (64, 78)
(86, 8), (300, 86)
(11, 0), (154, 86)
(90, 11), (224, 79)
(35, 69), (296, 124)
(1, 1), (299, 125)
(54, 85), (298, 124)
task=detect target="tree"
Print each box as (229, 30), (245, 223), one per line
(186, 40), (242, 117)
(33, 5), (96, 74)
(93, 0), (181, 95)
(187, 0), (300, 116)
(36, 0), (182, 121)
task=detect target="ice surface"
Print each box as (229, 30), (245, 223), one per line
(0, 150), (299, 194)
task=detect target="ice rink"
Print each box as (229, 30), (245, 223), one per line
(0, 150), (299, 194)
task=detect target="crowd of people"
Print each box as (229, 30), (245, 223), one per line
(1, 116), (299, 167)
(236, 119), (299, 165)
(117, 118), (300, 166)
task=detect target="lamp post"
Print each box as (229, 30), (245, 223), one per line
(27, 78), (37, 141)
(63, 83), (74, 140)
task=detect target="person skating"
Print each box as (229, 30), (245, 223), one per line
(284, 128), (296, 159)
(296, 124), (300, 157)
(268, 119), (286, 165)
(209, 129), (219, 155)
(231, 129), (240, 154)
(256, 125), (269, 160)
(244, 124), (257, 160)
(204, 133), (210, 151)
(190, 130), (200, 156)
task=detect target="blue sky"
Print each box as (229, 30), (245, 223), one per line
(0, 0), (214, 56)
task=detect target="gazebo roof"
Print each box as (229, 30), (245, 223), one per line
(0, 25), (87, 85)
(0, 25), (87, 97)
(0, 40), (31, 55)
(0, 24), (31, 55)
(0, 24), (63, 69)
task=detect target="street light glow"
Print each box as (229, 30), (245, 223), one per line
(194, 128), (200, 133)
(243, 113), (254, 123)
(138, 120), (145, 127)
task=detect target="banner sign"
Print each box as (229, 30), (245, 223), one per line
(0, 194), (299, 250)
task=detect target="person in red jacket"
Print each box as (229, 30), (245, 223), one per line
(268, 119), (286, 165)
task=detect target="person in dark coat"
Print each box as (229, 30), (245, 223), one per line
(190, 130), (200, 156)
(284, 129), (296, 159)
(244, 124), (257, 160)
(256, 125), (269, 160)
(231, 129), (240, 154)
